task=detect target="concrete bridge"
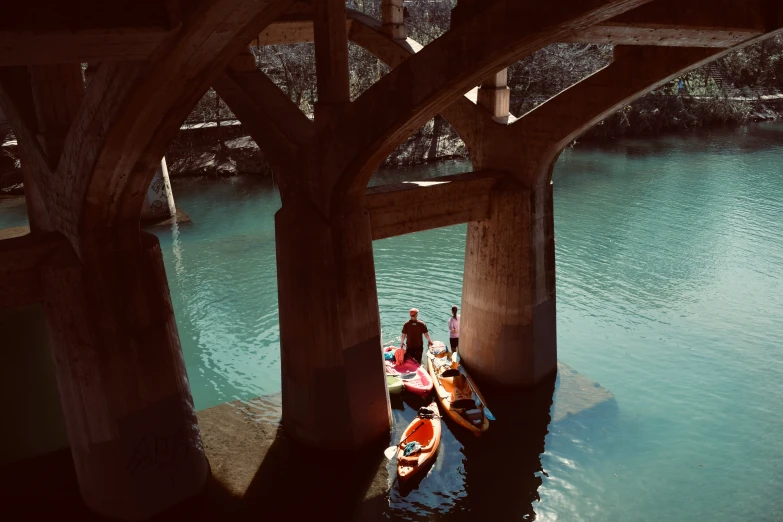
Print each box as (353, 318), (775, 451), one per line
(0, 0), (780, 518)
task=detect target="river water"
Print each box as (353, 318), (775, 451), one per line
(2, 124), (782, 520)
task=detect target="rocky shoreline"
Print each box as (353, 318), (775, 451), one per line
(3, 97), (782, 195)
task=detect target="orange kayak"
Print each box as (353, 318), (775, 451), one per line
(427, 342), (490, 436)
(396, 402), (441, 482)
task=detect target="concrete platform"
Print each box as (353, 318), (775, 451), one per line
(0, 206), (192, 242)
(141, 207), (193, 228)
(0, 225), (30, 240)
(0, 362), (614, 521)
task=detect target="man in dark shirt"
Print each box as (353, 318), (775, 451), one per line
(400, 308), (433, 364)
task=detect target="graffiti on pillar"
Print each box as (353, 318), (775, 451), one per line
(150, 176), (166, 196)
(149, 200), (167, 215)
(141, 159), (176, 220)
(126, 428), (193, 482)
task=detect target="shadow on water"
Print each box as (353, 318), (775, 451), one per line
(385, 375), (557, 521)
(173, 376), (561, 522)
(146, 429), (391, 522)
(1, 370), (623, 521)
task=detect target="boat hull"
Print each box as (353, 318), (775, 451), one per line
(396, 402), (441, 482)
(427, 343), (490, 436)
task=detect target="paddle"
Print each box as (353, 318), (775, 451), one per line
(384, 422), (424, 460)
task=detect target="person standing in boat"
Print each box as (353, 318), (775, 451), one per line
(448, 305), (460, 354)
(400, 308), (433, 364)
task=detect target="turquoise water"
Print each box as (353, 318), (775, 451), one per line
(2, 124), (782, 520)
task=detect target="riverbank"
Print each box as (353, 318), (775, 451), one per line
(165, 94), (783, 175)
(581, 92), (783, 140)
(3, 95), (781, 195)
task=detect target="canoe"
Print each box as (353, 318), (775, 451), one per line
(384, 348), (434, 396)
(426, 341), (490, 436)
(387, 375), (404, 395)
(396, 402), (441, 482)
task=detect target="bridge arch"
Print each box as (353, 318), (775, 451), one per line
(0, 1), (782, 518)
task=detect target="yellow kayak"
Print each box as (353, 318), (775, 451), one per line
(426, 342), (490, 436)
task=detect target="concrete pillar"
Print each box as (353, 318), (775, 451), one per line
(461, 177), (557, 387)
(313, 0), (350, 124)
(140, 157), (176, 222)
(381, 0), (407, 40)
(40, 232), (208, 520)
(275, 197), (390, 449)
(477, 68), (511, 121)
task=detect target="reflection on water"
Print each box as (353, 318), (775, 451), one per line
(2, 124), (783, 520)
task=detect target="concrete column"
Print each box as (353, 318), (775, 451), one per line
(313, 0), (350, 124)
(140, 157), (176, 222)
(40, 232), (208, 520)
(461, 177), (557, 387)
(381, 0), (407, 40)
(275, 197), (390, 449)
(477, 68), (511, 121)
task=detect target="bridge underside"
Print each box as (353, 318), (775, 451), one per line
(0, 0), (781, 518)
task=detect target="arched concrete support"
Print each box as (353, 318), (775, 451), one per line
(235, 9), (781, 393)
(0, 0), (296, 252)
(217, 5), (392, 450)
(226, 9), (780, 395)
(325, 0), (652, 204)
(41, 232), (208, 520)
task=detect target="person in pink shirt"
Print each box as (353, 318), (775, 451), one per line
(448, 305), (460, 353)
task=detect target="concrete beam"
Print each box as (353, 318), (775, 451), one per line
(566, 0), (771, 47)
(567, 23), (764, 48)
(214, 68), (314, 195)
(313, 0), (350, 123)
(262, 0), (775, 50)
(254, 18), (353, 46)
(0, 29), (172, 66)
(0, 0), (177, 66)
(365, 170), (504, 240)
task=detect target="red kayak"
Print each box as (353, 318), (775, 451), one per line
(384, 348), (434, 396)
